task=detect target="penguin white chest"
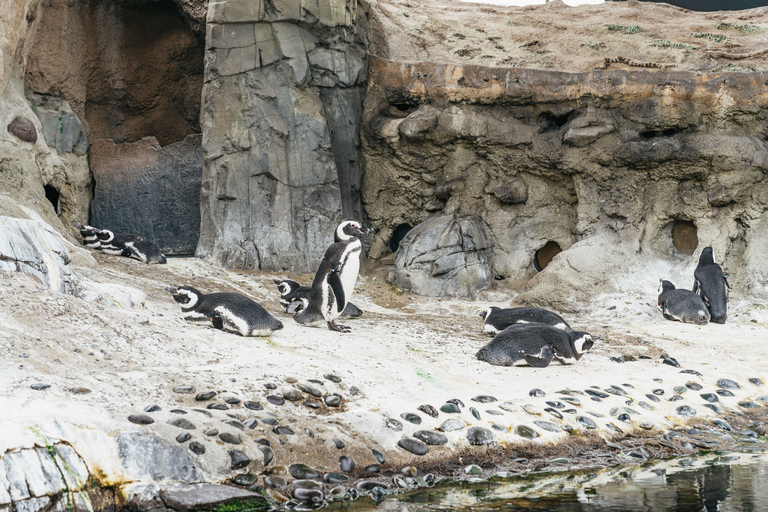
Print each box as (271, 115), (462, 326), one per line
(339, 243), (361, 298)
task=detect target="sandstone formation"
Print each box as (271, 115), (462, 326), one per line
(90, 135), (203, 255)
(196, 0), (368, 271)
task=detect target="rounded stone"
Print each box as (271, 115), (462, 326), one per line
(701, 393), (719, 403)
(398, 438), (429, 455)
(175, 432), (191, 443)
(467, 427), (496, 446)
(219, 432), (242, 444)
(225, 397), (241, 405)
(333, 438), (345, 449)
(204, 429), (219, 437)
(292, 488), (324, 504)
(653, 389), (665, 395)
(440, 402), (461, 414)
(293, 479), (322, 490)
(128, 414), (154, 425)
(260, 417), (278, 426)
(273, 426), (295, 435)
(418, 404), (438, 417)
(267, 395), (285, 405)
(663, 357), (681, 368)
(585, 389), (609, 399)
(529, 388), (546, 397)
(713, 419), (732, 431)
(196, 391), (217, 401)
(716, 389), (735, 397)
(414, 430), (448, 445)
(638, 401), (655, 411)
(470, 407), (481, 420)
(258, 446), (274, 465)
(339, 455), (355, 472)
(717, 379), (741, 390)
(303, 401), (320, 409)
(576, 416), (598, 429)
(522, 404), (542, 416)
(546, 401), (565, 409)
(385, 418), (403, 431)
(233, 474), (258, 486)
(676, 405), (696, 417)
(31, 384), (51, 391)
(673, 386), (688, 395)
(447, 398), (465, 407)
(207, 404), (228, 410)
(646, 394), (661, 403)
(174, 385), (195, 394)
(703, 404), (722, 414)
(144, 404), (161, 413)
(349, 386), (360, 395)
(189, 442), (205, 455)
(299, 383), (322, 397)
(472, 395), (497, 403)
(685, 382), (703, 391)
(324, 472), (349, 484)
(264, 476), (287, 489)
(289, 463), (320, 480)
(364, 465), (380, 473)
(668, 395), (683, 402)
(515, 425), (540, 439)
(170, 409), (188, 415)
(485, 409), (503, 416)
(533, 421), (561, 433)
(439, 418), (465, 432)
(491, 423), (508, 432)
(7, 116), (37, 143)
(372, 449), (385, 464)
(324, 373), (342, 383)
(254, 438), (272, 447)
(225, 420), (245, 431)
(401, 412), (422, 425)
(748, 378), (764, 387)
(228, 449), (250, 470)
(70, 387), (91, 395)
(499, 401), (517, 412)
(739, 401), (759, 408)
(284, 389), (303, 401)
(264, 383), (277, 390)
(544, 407), (563, 420)
(325, 395), (342, 407)
(168, 418), (195, 430)
(606, 386), (627, 396)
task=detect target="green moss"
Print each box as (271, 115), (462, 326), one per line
(690, 32), (728, 43)
(211, 498), (269, 512)
(606, 24), (641, 34)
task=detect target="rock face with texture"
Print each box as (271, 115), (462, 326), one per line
(26, 91), (88, 155)
(89, 135), (203, 255)
(363, 57), (768, 305)
(197, 0), (369, 271)
(389, 214), (492, 298)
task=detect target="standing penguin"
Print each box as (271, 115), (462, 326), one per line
(97, 229), (167, 264)
(273, 278), (363, 318)
(479, 306), (572, 334)
(167, 286), (283, 336)
(475, 324), (595, 368)
(293, 220), (372, 332)
(658, 280), (710, 325)
(692, 246), (729, 324)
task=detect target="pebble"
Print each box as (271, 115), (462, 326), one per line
(716, 389), (735, 397)
(646, 394), (660, 403)
(264, 475), (287, 489)
(324, 374), (342, 383)
(618, 413), (631, 423)
(606, 386), (627, 396)
(401, 412), (422, 424)
(748, 378), (764, 387)
(173, 385), (195, 394)
(499, 402), (518, 413)
(585, 389), (609, 399)
(304, 401), (320, 409)
(673, 386), (688, 395)
(447, 398), (465, 407)
(219, 432), (241, 444)
(663, 357), (681, 368)
(533, 421), (561, 433)
(305, 428), (314, 438)
(31, 384), (51, 391)
(464, 464), (482, 475)
(668, 395), (683, 402)
(472, 395), (497, 403)
(680, 369), (702, 377)
(562, 409), (577, 414)
(170, 409), (187, 415)
(418, 404), (438, 417)
(703, 404), (722, 414)
(701, 393), (719, 402)
(267, 395), (285, 405)
(440, 402), (461, 414)
(544, 408), (563, 420)
(467, 427), (495, 445)
(739, 401), (759, 408)
(242, 419), (258, 429)
(196, 391), (217, 401)
(293, 488), (324, 504)
(372, 449), (386, 464)
(224, 397), (241, 405)
(260, 417), (278, 426)
(205, 429), (219, 436)
(385, 418), (403, 431)
(576, 416), (598, 429)
(639, 421), (654, 430)
(273, 426), (295, 435)
(325, 395), (342, 407)
(324, 472), (350, 484)
(128, 414), (154, 425)
(529, 388), (546, 397)
(414, 430), (448, 445)
(144, 405), (161, 413)
(229, 449), (251, 470)
(546, 401), (565, 409)
(285, 377), (298, 384)
(70, 387), (91, 395)
(515, 425), (540, 439)
(299, 383), (322, 397)
(264, 383), (277, 390)
(439, 418), (465, 432)
(339, 455), (355, 472)
(676, 405), (697, 417)
(522, 404), (542, 416)
(717, 379), (741, 390)
(470, 407), (481, 420)
(713, 419), (732, 431)
(558, 389), (584, 396)
(168, 418), (195, 430)
(225, 420), (245, 431)
(685, 382), (703, 391)
(333, 438), (345, 449)
(398, 438), (429, 456)
(638, 401), (654, 411)
(207, 404), (228, 410)
(294, 479), (322, 490)
(364, 465), (380, 473)
(758, 396), (768, 402)
(284, 389), (303, 401)
(561, 397), (581, 406)
(587, 411), (605, 418)
(289, 463), (320, 480)
(258, 446), (274, 465)
(349, 386), (360, 395)
(189, 442), (205, 455)
(233, 474), (258, 486)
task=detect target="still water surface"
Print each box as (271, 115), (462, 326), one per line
(324, 452), (768, 511)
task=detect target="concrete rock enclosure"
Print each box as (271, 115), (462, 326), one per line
(363, 58), (768, 303)
(197, 0), (368, 271)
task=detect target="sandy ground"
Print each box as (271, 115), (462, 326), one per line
(367, 0), (768, 72)
(1, 243), (767, 489)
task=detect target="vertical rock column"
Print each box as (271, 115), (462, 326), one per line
(197, 0), (368, 271)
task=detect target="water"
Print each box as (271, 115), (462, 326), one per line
(323, 452), (768, 511)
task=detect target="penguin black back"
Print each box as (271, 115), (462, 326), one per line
(658, 280), (710, 325)
(480, 306), (572, 335)
(693, 246), (728, 324)
(275, 277), (363, 318)
(476, 324), (594, 367)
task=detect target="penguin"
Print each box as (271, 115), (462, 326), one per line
(166, 285), (283, 336)
(96, 229), (167, 264)
(657, 280), (710, 325)
(692, 246), (729, 324)
(293, 220), (372, 333)
(479, 306), (572, 335)
(475, 324), (595, 368)
(273, 278), (363, 318)
(76, 224), (103, 250)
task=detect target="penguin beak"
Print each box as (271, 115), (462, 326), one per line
(354, 226), (374, 237)
(164, 286), (177, 294)
(478, 310), (485, 318)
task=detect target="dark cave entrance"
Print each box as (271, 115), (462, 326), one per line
(389, 223), (413, 253)
(44, 185), (61, 216)
(672, 220), (698, 255)
(534, 241), (562, 271)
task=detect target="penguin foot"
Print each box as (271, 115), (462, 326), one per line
(327, 321), (351, 333)
(524, 345), (555, 368)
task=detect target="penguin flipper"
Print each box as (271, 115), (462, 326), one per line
(328, 264), (346, 314)
(524, 346), (555, 368)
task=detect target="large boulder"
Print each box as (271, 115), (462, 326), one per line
(389, 214), (492, 298)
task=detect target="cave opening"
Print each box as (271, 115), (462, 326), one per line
(389, 223), (413, 253)
(534, 241), (562, 271)
(672, 220), (698, 255)
(44, 185), (61, 216)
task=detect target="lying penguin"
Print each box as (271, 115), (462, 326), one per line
(273, 278), (363, 318)
(657, 280), (710, 325)
(693, 246), (729, 324)
(167, 286), (283, 337)
(76, 223), (102, 249)
(476, 324), (595, 368)
(97, 229), (167, 264)
(480, 306), (572, 334)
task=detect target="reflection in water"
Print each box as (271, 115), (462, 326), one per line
(324, 453), (768, 511)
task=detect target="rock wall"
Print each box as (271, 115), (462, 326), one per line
(196, 0), (368, 271)
(362, 57), (768, 304)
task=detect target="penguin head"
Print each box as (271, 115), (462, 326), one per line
(571, 332), (595, 359)
(658, 280), (675, 294)
(287, 297), (309, 314)
(167, 285), (203, 308)
(274, 279), (300, 297)
(699, 246), (715, 266)
(478, 307), (497, 321)
(77, 224), (101, 238)
(335, 220), (373, 242)
(96, 229), (115, 243)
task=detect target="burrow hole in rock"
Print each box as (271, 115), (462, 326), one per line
(534, 241), (562, 272)
(389, 223), (413, 253)
(672, 220), (698, 255)
(44, 184), (61, 216)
